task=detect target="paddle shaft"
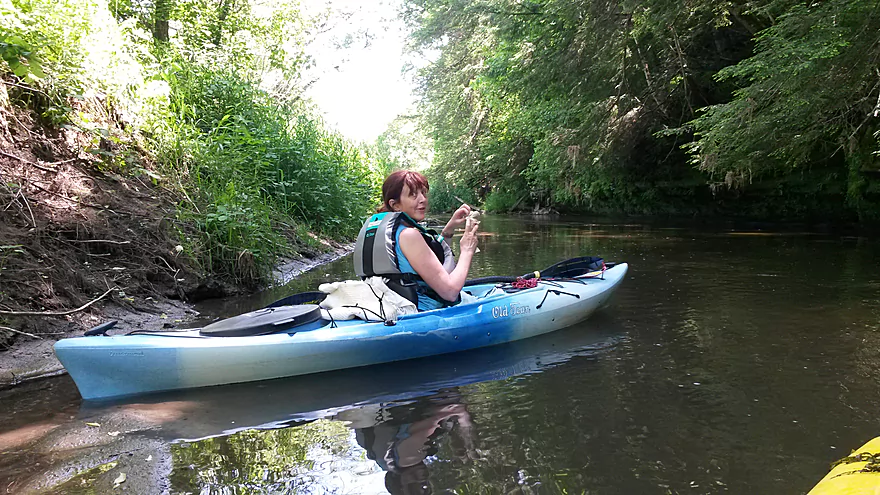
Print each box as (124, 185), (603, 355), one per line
(262, 257), (606, 303)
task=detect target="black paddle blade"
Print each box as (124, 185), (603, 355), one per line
(524, 256), (604, 279)
(264, 291), (327, 309)
(464, 256), (606, 287)
(84, 320), (118, 336)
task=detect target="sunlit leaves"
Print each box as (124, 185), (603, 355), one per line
(0, 32), (44, 80)
(170, 420), (353, 492)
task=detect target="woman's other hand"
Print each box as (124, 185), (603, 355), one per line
(446, 205), (471, 228)
(450, 204), (471, 226)
(441, 204), (471, 238)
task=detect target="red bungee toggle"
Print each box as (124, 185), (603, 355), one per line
(510, 277), (540, 289)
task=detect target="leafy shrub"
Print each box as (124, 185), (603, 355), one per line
(483, 188), (522, 213)
(424, 175), (480, 213)
(145, 55), (383, 280)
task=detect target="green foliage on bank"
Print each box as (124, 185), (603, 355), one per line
(170, 419), (352, 491)
(404, 0), (880, 221)
(0, 0), (385, 283)
(146, 57), (381, 278)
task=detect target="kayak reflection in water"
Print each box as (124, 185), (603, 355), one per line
(343, 391), (478, 495)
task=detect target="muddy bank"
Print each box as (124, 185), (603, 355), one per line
(272, 243), (353, 286)
(0, 245), (352, 388)
(0, 299), (197, 387)
(0, 95), (358, 388)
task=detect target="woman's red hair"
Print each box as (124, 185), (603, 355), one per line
(378, 170), (430, 213)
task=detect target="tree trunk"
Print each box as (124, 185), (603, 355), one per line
(153, 0), (171, 42)
(212, 0), (233, 46)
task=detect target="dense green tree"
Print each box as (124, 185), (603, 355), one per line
(687, 0), (880, 219)
(404, 0), (880, 220)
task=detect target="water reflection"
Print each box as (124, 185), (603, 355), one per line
(145, 321), (618, 493)
(169, 419), (357, 493)
(80, 319), (619, 444)
(344, 391), (476, 495)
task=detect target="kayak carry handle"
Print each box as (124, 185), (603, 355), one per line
(264, 291), (326, 309)
(84, 320), (118, 336)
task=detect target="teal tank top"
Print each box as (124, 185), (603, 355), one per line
(394, 225), (446, 311)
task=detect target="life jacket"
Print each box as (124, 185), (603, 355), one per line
(354, 211), (456, 306)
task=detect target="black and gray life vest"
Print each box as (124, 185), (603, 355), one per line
(354, 211), (456, 279)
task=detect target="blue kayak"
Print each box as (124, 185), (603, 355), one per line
(54, 261), (628, 400)
(80, 321), (621, 442)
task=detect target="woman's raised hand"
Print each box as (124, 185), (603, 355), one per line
(459, 215), (480, 255)
(441, 204), (471, 238)
(449, 204), (471, 227)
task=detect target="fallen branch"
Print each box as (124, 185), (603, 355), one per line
(47, 157), (78, 167)
(509, 193), (529, 212)
(67, 239), (131, 245)
(0, 80), (52, 99)
(0, 150), (58, 173)
(1, 182), (35, 227)
(18, 184), (36, 228)
(0, 287), (116, 317)
(0, 325), (42, 340)
(28, 182), (112, 211)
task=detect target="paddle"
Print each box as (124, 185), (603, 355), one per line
(523, 255), (605, 279)
(463, 255), (604, 287)
(262, 256), (607, 308)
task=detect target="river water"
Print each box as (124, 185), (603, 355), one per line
(2, 215), (880, 494)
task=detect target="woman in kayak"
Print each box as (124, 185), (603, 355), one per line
(354, 170), (479, 311)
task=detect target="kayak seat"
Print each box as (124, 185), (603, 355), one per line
(200, 304), (322, 337)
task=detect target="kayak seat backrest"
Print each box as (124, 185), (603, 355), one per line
(200, 304), (322, 337)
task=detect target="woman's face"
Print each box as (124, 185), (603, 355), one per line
(391, 184), (428, 221)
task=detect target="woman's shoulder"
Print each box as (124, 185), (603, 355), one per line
(398, 226), (423, 242)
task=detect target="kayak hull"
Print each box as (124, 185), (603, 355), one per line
(808, 436), (880, 494)
(55, 263), (627, 400)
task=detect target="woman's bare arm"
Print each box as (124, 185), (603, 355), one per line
(399, 219), (479, 301)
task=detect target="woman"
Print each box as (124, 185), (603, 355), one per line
(354, 170), (479, 311)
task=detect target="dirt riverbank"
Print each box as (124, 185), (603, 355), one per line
(0, 245), (352, 388)
(0, 244), (352, 494)
(0, 95), (353, 388)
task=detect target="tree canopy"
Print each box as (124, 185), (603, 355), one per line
(403, 0), (880, 220)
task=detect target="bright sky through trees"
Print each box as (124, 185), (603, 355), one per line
(302, 0), (415, 143)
